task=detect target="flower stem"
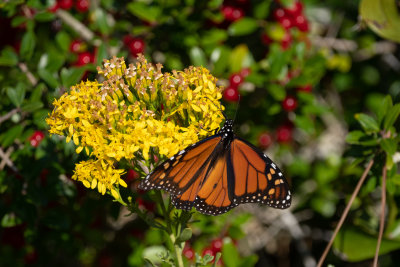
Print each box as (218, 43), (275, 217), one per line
(154, 191), (184, 267)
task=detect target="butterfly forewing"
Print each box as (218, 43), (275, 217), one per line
(139, 135), (221, 195)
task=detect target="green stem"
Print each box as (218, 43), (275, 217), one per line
(154, 191), (184, 267)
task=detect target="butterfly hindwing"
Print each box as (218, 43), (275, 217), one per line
(230, 138), (291, 209)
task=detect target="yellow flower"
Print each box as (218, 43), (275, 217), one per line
(46, 55), (225, 200)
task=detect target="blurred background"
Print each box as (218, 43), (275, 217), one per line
(1, 0), (400, 266)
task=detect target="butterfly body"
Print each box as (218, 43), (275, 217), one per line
(139, 119), (291, 215)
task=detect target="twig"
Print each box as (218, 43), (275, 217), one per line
(311, 36), (358, 52)
(56, 9), (95, 42)
(0, 108), (20, 125)
(0, 146), (17, 172)
(317, 159), (374, 267)
(18, 63), (37, 86)
(373, 165), (387, 267)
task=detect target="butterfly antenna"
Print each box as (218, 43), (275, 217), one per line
(233, 94), (241, 122)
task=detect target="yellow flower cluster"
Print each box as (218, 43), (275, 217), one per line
(46, 55), (225, 200)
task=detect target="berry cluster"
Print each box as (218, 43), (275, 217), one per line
(68, 39), (95, 66)
(29, 131), (44, 147)
(223, 68), (250, 102)
(50, 0), (90, 13)
(183, 238), (229, 265)
(273, 1), (309, 32)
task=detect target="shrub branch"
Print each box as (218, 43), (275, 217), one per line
(317, 159), (374, 267)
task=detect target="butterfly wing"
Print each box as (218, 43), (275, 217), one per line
(229, 137), (291, 209)
(138, 135), (221, 196)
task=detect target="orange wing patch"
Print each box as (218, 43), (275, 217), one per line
(194, 156), (238, 215)
(139, 136), (220, 195)
(231, 139), (291, 209)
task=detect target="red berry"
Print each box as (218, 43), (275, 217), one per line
(58, 0), (73, 10)
(258, 132), (272, 149)
(75, 51), (94, 66)
(280, 17), (293, 29)
(221, 6), (244, 22)
(128, 38), (145, 57)
(211, 238), (223, 253)
(123, 35), (134, 46)
(202, 247), (215, 257)
(48, 3), (59, 13)
(276, 125), (292, 143)
(280, 31), (292, 50)
(69, 40), (85, 53)
(294, 15), (309, 32)
(75, 0), (90, 12)
(138, 197), (155, 212)
(284, 1), (303, 17)
(282, 95), (297, 111)
(273, 8), (286, 21)
(126, 169), (139, 183)
(223, 87), (240, 102)
(297, 84), (312, 92)
(240, 67), (251, 78)
(229, 73), (243, 88)
(29, 131), (44, 147)
(231, 7), (244, 21)
(183, 244), (195, 261)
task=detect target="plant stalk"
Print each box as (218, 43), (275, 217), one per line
(317, 159), (374, 267)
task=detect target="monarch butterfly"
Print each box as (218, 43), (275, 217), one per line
(139, 119), (291, 215)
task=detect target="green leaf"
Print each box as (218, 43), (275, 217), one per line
(383, 103), (400, 130)
(34, 11), (55, 22)
(95, 43), (108, 65)
(267, 84), (286, 101)
(228, 17), (259, 36)
(267, 44), (289, 80)
(360, 0), (400, 43)
(210, 46), (231, 76)
(21, 101), (44, 112)
(142, 246), (168, 264)
(55, 31), (71, 52)
(355, 113), (380, 133)
(127, 2), (161, 23)
(93, 8), (112, 35)
(6, 83), (25, 107)
(222, 240), (240, 267)
(11, 16), (27, 27)
(253, 1), (271, 19)
(0, 125), (24, 147)
(334, 227), (400, 261)
(377, 95), (392, 125)
(201, 29), (228, 47)
(211, 253), (222, 267)
(38, 69), (59, 88)
(34, 109), (51, 129)
(0, 47), (18, 66)
(1, 214), (22, 227)
(229, 44), (251, 73)
(189, 46), (207, 67)
(20, 31), (35, 60)
(175, 228), (192, 244)
(380, 138), (398, 156)
(346, 131), (367, 144)
(60, 67), (86, 88)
